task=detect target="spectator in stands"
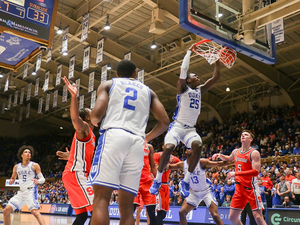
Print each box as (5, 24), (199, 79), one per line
(223, 180), (235, 198)
(258, 180), (268, 210)
(271, 177), (281, 207)
(219, 187), (225, 206)
(277, 174), (291, 203)
(293, 143), (300, 155)
(222, 195), (231, 207)
(282, 196), (294, 208)
(169, 198), (175, 206)
(44, 197), (50, 203)
(169, 180), (174, 201)
(285, 169), (296, 184)
(176, 196), (183, 206)
(212, 179), (221, 205)
(260, 171), (272, 207)
(291, 172), (300, 205)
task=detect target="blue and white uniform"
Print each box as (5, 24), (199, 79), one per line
(182, 160), (217, 208)
(89, 77), (151, 195)
(164, 87), (202, 148)
(7, 161), (40, 211)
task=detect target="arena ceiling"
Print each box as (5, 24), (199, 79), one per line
(1, 0), (300, 133)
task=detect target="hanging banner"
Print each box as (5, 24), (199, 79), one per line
(79, 95), (84, 109)
(26, 103), (30, 119)
(23, 61), (28, 79)
(81, 13), (89, 42)
(96, 38), (104, 64)
(88, 71), (95, 93)
(4, 75), (9, 92)
(56, 64), (62, 86)
(53, 90), (58, 108)
(36, 53), (42, 72)
(138, 69), (144, 83)
(44, 71), (50, 92)
(124, 51), (132, 60)
(19, 107), (23, 122)
(62, 26), (69, 55)
(82, 46), (90, 72)
(20, 87), (25, 105)
(34, 77), (40, 97)
(101, 64), (107, 83)
(13, 90), (18, 107)
(46, 48), (52, 64)
(7, 94), (12, 110)
(68, 55), (75, 79)
(1, 101), (5, 114)
(45, 93), (50, 112)
(27, 83), (32, 101)
(91, 90), (96, 109)
(62, 85), (68, 103)
(12, 110), (16, 125)
(272, 18), (285, 45)
(75, 78), (81, 98)
(38, 97), (43, 114)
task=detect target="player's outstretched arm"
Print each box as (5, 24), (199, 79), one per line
(9, 165), (18, 185)
(32, 163), (45, 185)
(148, 144), (157, 177)
(168, 161), (184, 171)
(91, 81), (112, 127)
(199, 60), (220, 94)
(56, 147), (70, 160)
(201, 158), (235, 169)
(212, 149), (237, 161)
(145, 90), (169, 142)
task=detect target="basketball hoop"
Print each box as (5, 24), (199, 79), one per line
(218, 47), (237, 69)
(192, 39), (222, 65)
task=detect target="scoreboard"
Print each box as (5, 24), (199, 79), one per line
(0, 0), (59, 46)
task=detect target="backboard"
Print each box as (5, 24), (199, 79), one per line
(179, 0), (277, 64)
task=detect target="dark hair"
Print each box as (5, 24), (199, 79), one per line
(116, 60), (136, 77)
(79, 108), (90, 121)
(17, 145), (34, 161)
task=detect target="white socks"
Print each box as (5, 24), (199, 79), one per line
(155, 171), (163, 182)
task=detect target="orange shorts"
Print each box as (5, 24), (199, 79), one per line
(134, 180), (156, 207)
(156, 184), (169, 211)
(62, 171), (94, 214)
(230, 183), (263, 211)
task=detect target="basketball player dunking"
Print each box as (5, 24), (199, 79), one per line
(88, 60), (169, 225)
(56, 77), (95, 225)
(3, 146), (46, 225)
(212, 130), (266, 225)
(150, 44), (220, 197)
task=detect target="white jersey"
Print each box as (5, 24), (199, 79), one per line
(100, 77), (151, 138)
(173, 87), (201, 127)
(183, 160), (209, 192)
(16, 161), (36, 191)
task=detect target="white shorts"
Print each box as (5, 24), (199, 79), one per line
(185, 187), (217, 208)
(164, 121), (202, 148)
(88, 129), (144, 195)
(8, 188), (40, 211)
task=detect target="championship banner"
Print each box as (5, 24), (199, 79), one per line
(101, 64), (107, 83)
(1, 101), (5, 114)
(91, 90), (96, 109)
(272, 18), (285, 45)
(138, 69), (144, 83)
(46, 48), (52, 64)
(34, 77), (39, 97)
(62, 26), (69, 55)
(13, 90), (18, 107)
(36, 52), (42, 72)
(23, 61), (28, 79)
(38, 97), (43, 114)
(26, 103), (30, 119)
(19, 106), (23, 122)
(88, 71), (95, 93)
(79, 95), (84, 109)
(53, 90), (58, 108)
(75, 78), (80, 98)
(62, 85), (68, 103)
(27, 83), (32, 101)
(44, 71), (50, 92)
(4, 75), (9, 92)
(82, 46), (90, 72)
(68, 55), (75, 79)
(124, 51), (132, 60)
(56, 64), (62, 86)
(12, 110), (16, 125)
(7, 94), (12, 110)
(45, 93), (50, 112)
(81, 13), (89, 43)
(96, 38), (104, 64)
(20, 87), (25, 105)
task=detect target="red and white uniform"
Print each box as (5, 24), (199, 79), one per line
(154, 152), (180, 211)
(62, 129), (95, 214)
(231, 148), (263, 211)
(134, 144), (156, 207)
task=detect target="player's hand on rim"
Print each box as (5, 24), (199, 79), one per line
(189, 43), (196, 51)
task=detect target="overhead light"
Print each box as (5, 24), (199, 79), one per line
(57, 25), (63, 34)
(217, 13), (223, 18)
(32, 71), (37, 75)
(104, 14), (110, 30)
(107, 64), (111, 70)
(60, 126), (63, 130)
(62, 51), (68, 56)
(226, 86), (230, 92)
(0, 73), (3, 78)
(151, 40), (157, 49)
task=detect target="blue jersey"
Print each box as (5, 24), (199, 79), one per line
(259, 185), (267, 203)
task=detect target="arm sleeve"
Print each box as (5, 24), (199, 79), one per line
(180, 50), (192, 79)
(235, 169), (259, 177)
(37, 173), (45, 184)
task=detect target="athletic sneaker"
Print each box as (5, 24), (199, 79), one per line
(180, 179), (190, 197)
(149, 180), (161, 195)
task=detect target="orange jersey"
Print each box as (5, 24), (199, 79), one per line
(234, 148), (257, 188)
(140, 144), (152, 184)
(65, 129), (96, 174)
(154, 152), (180, 183)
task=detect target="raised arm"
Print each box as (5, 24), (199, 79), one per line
(199, 60), (220, 94)
(148, 144), (157, 177)
(145, 90), (169, 142)
(9, 165), (18, 185)
(201, 158), (235, 169)
(212, 149), (238, 161)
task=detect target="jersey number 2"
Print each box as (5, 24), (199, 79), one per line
(123, 87), (137, 111)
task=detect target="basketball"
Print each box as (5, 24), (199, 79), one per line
(218, 47), (237, 69)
